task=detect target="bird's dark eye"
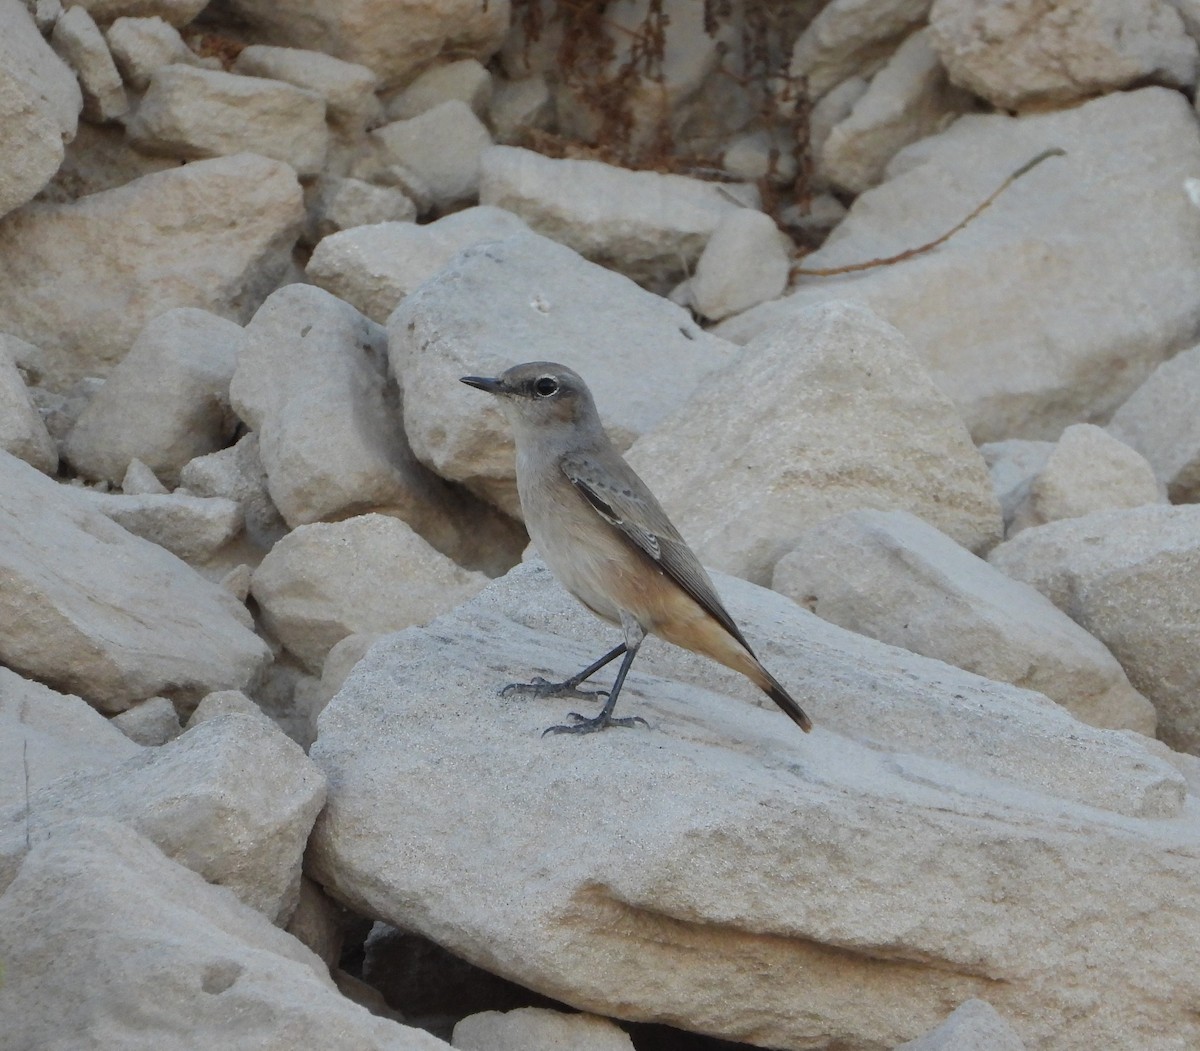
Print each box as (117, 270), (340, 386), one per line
(533, 376), (559, 397)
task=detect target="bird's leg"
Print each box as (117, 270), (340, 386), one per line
(500, 642), (626, 701)
(543, 616), (648, 735)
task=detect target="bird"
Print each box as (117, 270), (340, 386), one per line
(460, 361), (812, 737)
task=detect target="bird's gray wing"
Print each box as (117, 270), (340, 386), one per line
(560, 450), (754, 655)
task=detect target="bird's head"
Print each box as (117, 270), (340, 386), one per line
(460, 362), (601, 440)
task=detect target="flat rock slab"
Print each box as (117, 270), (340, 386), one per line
(0, 451), (270, 713)
(309, 559), (1200, 1051)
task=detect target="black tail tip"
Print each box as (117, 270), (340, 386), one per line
(767, 682), (813, 733)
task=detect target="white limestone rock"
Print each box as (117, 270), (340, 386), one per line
(70, 488), (244, 564)
(111, 695), (181, 745)
(717, 89), (1200, 444)
(809, 74), (869, 177)
(895, 999), (1027, 1051)
(307, 557), (1199, 1050)
(0, 153), (303, 387)
(306, 205), (530, 323)
(186, 688), (277, 733)
(453, 1008), (634, 1051)
(479, 145), (759, 290)
(66, 0), (210, 27)
(251, 513), (489, 673)
(128, 64), (328, 176)
(388, 231), (738, 519)
(104, 15), (196, 90)
(0, 667), (140, 807)
(929, 0), (1198, 109)
(1107, 343), (1200, 502)
(64, 307), (245, 486)
(233, 44), (382, 130)
(121, 457), (168, 494)
(307, 176), (417, 243)
(1007, 423), (1162, 534)
(627, 301), (1001, 584)
(488, 73), (552, 143)
(213, 0), (511, 89)
(773, 509), (1154, 733)
(688, 208), (790, 321)
(0, 340), (57, 474)
(0, 820), (454, 1051)
(385, 58), (492, 121)
(50, 4), (128, 122)
(0, 0), (80, 219)
(179, 433), (289, 550)
(0, 712), (325, 920)
(790, 0), (933, 99)
(0, 451), (270, 713)
(989, 505), (1200, 754)
(979, 438), (1054, 535)
(820, 28), (973, 195)
(371, 100), (493, 212)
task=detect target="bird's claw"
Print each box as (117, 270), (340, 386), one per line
(541, 712), (649, 736)
(500, 676), (610, 702)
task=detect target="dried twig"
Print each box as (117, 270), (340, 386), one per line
(792, 147), (1066, 278)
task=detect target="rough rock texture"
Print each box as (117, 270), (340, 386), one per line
(0, 820), (454, 1051)
(0, 713), (324, 920)
(306, 177), (417, 244)
(104, 15), (198, 91)
(0, 339), (57, 473)
(386, 58), (492, 121)
(718, 89), (1200, 444)
(251, 513), (489, 673)
(71, 488), (244, 564)
(0, 153), (303, 386)
(51, 3), (129, 123)
(308, 558), (1199, 1051)
(0, 0), (81, 219)
(388, 232), (737, 519)
(229, 283), (519, 572)
(479, 145), (758, 290)
(452, 1009), (634, 1051)
(628, 301), (1001, 584)
(980, 438), (1056, 535)
(128, 64), (328, 176)
(215, 0), (511, 89)
(232, 44), (380, 129)
(773, 509), (1154, 733)
(929, 0), (1198, 109)
(989, 506), (1200, 754)
(1007, 423), (1161, 534)
(0, 451), (270, 713)
(1107, 343), (1200, 502)
(307, 205), (530, 324)
(111, 695), (182, 745)
(687, 208), (790, 322)
(64, 307), (245, 485)
(896, 999), (1027, 1051)
(68, 0), (211, 27)
(180, 433), (289, 550)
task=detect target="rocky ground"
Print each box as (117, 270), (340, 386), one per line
(2, 0), (1200, 1049)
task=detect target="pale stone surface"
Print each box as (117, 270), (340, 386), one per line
(1008, 424), (1162, 534)
(809, 74), (869, 176)
(790, 0), (933, 99)
(111, 695), (182, 745)
(33, 376), (103, 442)
(51, 4), (128, 122)
(286, 874), (346, 971)
(309, 557), (1198, 1050)
(64, 307), (245, 485)
(929, 0), (1198, 109)
(989, 506), (1200, 754)
(388, 231), (738, 519)
(489, 74), (552, 143)
(67, 0), (210, 27)
(307, 205), (529, 323)
(233, 44), (381, 128)
(251, 513), (488, 673)
(479, 145), (759, 290)
(0, 667), (140, 807)
(773, 509), (1154, 733)
(214, 0), (511, 89)
(688, 208), (790, 322)
(0, 0), (81, 219)
(0, 153), (303, 387)
(35, 117), (180, 200)
(0, 820), (454, 1051)
(386, 58), (492, 121)
(0, 713), (325, 920)
(129, 65), (328, 176)
(104, 15), (194, 90)
(0, 451), (270, 713)
(628, 301), (1001, 584)
(979, 438), (1054, 535)
(895, 999), (1027, 1051)
(185, 688), (276, 732)
(179, 433), (289, 550)
(0, 341), (57, 474)
(122, 457), (167, 494)
(717, 89), (1200, 443)
(71, 488), (244, 564)
(307, 176), (417, 243)
(820, 28), (972, 195)
(319, 632), (380, 706)
(371, 101), (493, 212)
(453, 1009), (635, 1051)
(230, 284), (521, 573)
(1107, 343), (1200, 502)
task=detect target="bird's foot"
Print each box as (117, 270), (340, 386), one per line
(500, 676), (609, 702)
(541, 711), (649, 736)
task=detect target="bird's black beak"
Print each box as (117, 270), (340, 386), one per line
(460, 375), (507, 395)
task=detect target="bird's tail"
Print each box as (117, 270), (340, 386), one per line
(754, 662), (812, 733)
